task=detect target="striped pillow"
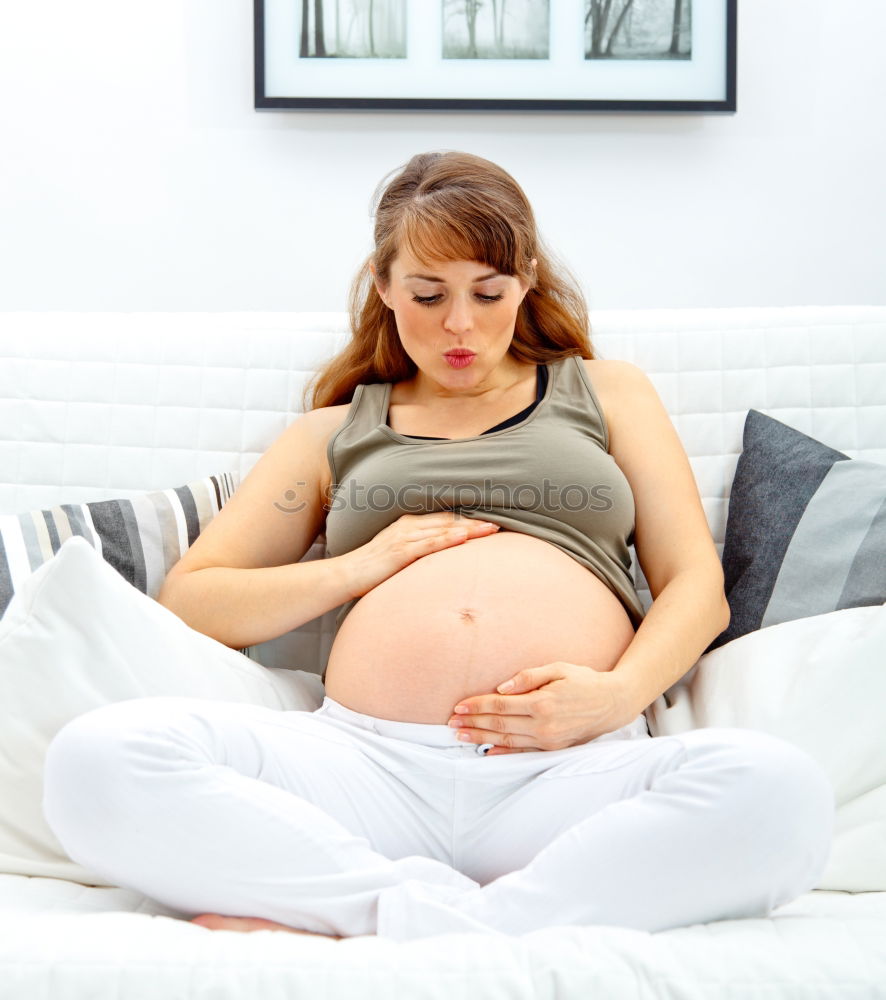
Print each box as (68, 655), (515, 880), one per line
(0, 474), (239, 618)
(710, 411), (886, 649)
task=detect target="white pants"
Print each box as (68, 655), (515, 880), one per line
(42, 695), (835, 939)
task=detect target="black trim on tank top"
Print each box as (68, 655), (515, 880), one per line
(398, 365), (549, 441)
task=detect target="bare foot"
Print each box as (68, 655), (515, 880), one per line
(191, 914), (341, 939)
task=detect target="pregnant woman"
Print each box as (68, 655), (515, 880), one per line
(42, 151), (834, 940)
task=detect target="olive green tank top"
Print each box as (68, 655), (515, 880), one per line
(325, 355), (644, 628)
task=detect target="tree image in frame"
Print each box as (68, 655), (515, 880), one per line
(298, 0), (406, 58)
(442, 0), (550, 60)
(585, 0), (691, 60)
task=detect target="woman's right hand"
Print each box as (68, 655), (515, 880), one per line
(340, 512), (500, 598)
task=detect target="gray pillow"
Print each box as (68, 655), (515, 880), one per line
(710, 410), (886, 650)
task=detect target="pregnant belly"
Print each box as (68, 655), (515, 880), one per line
(323, 531), (636, 724)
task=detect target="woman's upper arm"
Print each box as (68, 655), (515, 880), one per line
(588, 360), (723, 600)
(167, 407), (343, 577)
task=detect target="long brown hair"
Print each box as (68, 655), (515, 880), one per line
(309, 151), (593, 409)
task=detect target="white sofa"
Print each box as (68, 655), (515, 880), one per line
(1, 307), (885, 999)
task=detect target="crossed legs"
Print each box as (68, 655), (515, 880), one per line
(42, 696), (835, 939)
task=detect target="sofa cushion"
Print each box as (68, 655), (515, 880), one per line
(711, 410), (886, 649)
(0, 538), (324, 884)
(648, 603), (886, 891)
(0, 474), (239, 618)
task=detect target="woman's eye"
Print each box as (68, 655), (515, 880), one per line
(410, 292), (503, 306)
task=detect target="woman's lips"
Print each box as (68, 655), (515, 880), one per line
(444, 351), (476, 369)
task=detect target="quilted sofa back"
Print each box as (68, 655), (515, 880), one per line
(2, 307), (885, 672)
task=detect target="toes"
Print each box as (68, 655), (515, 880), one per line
(190, 913), (342, 938)
(190, 913), (314, 935)
(191, 914), (275, 932)
(190, 914), (229, 930)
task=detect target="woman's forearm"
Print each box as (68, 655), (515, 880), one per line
(611, 570), (731, 716)
(156, 558), (357, 649)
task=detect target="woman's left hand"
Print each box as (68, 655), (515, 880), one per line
(448, 663), (639, 755)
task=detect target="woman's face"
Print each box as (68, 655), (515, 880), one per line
(375, 251), (531, 393)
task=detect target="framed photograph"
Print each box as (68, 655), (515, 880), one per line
(255, 0), (736, 113)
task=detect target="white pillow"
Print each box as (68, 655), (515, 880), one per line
(0, 537), (324, 884)
(646, 604), (886, 891)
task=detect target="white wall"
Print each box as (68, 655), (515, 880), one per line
(0, 0), (884, 312)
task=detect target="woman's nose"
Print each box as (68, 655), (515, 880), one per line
(443, 297), (474, 334)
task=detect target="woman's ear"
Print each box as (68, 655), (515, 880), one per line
(370, 264), (391, 309)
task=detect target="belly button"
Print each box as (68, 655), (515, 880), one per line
(457, 608), (477, 624)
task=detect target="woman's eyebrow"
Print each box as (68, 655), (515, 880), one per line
(404, 271), (502, 282)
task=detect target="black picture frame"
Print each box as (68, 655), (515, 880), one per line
(255, 1), (736, 113)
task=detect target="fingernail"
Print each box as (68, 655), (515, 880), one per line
(448, 719), (464, 728)
(454, 704), (469, 714)
(498, 680), (515, 693)
(457, 732), (472, 742)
